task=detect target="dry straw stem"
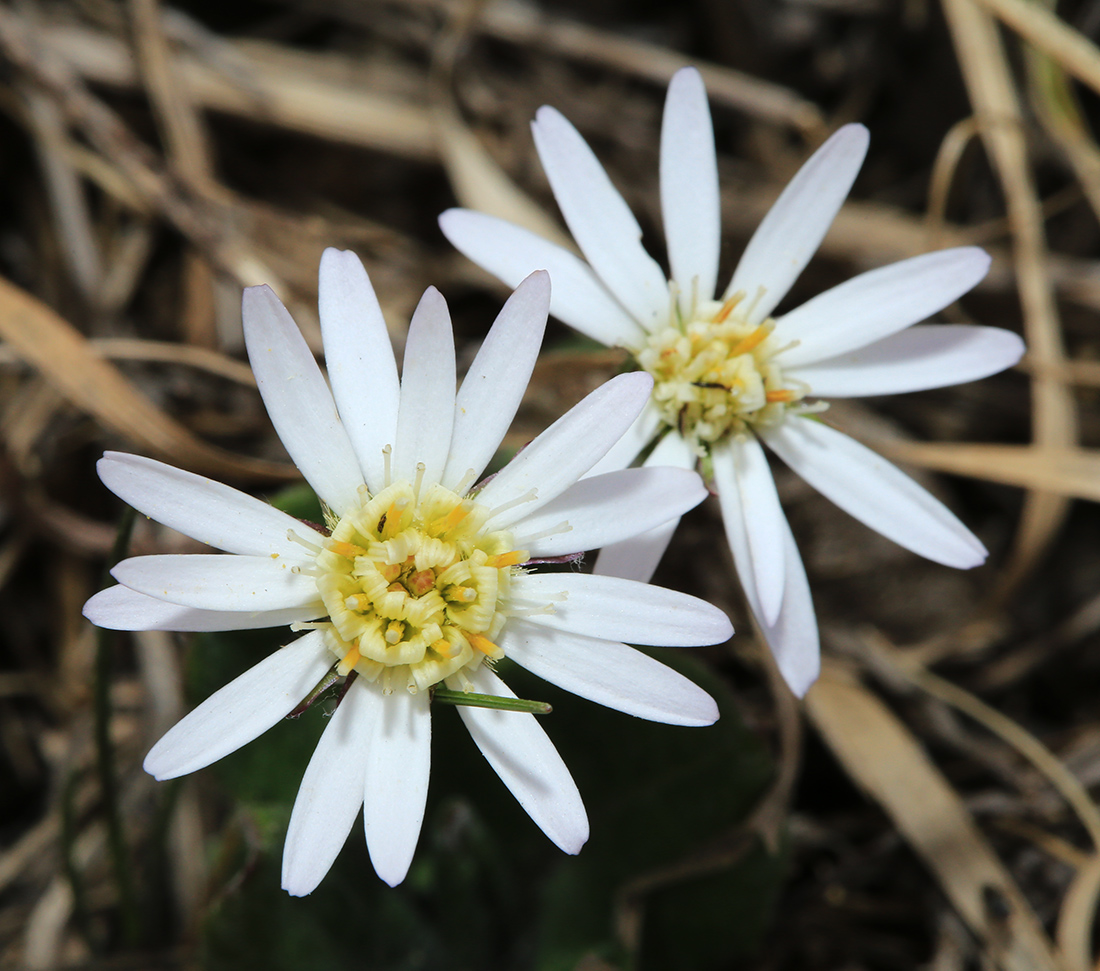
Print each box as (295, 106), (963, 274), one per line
(806, 662), (1064, 971)
(129, 0), (214, 188)
(38, 21), (436, 160)
(940, 0), (1077, 586)
(0, 337), (257, 386)
(859, 634), (1100, 971)
(0, 274), (294, 483)
(973, 0), (1100, 100)
(0, 7), (281, 292)
(431, 0), (827, 139)
(431, 2), (575, 249)
(880, 441), (1100, 505)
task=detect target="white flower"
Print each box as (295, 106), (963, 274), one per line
(439, 67), (1025, 698)
(83, 252), (732, 894)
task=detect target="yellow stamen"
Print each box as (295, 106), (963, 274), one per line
(430, 503), (470, 535)
(468, 633), (502, 658)
(447, 585), (478, 603)
(729, 324), (770, 357)
(765, 389), (795, 403)
(485, 550), (528, 568)
(385, 621), (405, 645)
(379, 498), (409, 539)
(337, 645), (360, 676)
(431, 638), (453, 658)
(712, 294), (742, 324)
(326, 540), (366, 559)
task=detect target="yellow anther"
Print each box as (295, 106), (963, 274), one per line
(430, 503), (471, 535)
(379, 498), (410, 539)
(712, 294), (743, 324)
(468, 633), (502, 658)
(325, 540), (366, 559)
(765, 389), (795, 403)
(485, 550), (528, 568)
(728, 324), (770, 357)
(431, 638), (453, 658)
(447, 585), (478, 603)
(385, 621), (405, 645)
(345, 594), (366, 611)
(337, 645), (361, 676)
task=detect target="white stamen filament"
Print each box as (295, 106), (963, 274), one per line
(452, 468), (478, 497)
(285, 529), (323, 554)
(485, 488), (539, 522)
(511, 521), (572, 545)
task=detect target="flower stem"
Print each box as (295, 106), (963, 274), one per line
(431, 687), (552, 715)
(93, 505), (140, 945)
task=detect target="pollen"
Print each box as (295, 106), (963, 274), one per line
(312, 478), (528, 693)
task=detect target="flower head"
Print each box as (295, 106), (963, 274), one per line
(84, 252), (732, 893)
(439, 67), (1025, 697)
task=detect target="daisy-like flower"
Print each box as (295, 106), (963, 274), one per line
(440, 67), (1025, 697)
(83, 252), (732, 894)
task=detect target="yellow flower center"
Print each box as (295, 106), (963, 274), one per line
(636, 292), (806, 453)
(312, 479), (527, 695)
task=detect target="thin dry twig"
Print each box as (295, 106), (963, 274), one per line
(941, 0), (1077, 590)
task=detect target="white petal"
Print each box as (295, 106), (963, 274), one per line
(283, 683), (373, 896)
(717, 483), (820, 696)
(457, 666), (588, 854)
(242, 285), (366, 516)
(584, 399), (664, 478)
(762, 416), (987, 568)
(97, 452), (315, 558)
(84, 584), (324, 631)
(143, 631), (331, 779)
(591, 519), (679, 583)
(511, 573), (732, 646)
(475, 372), (654, 527)
(777, 248), (992, 368)
(112, 554), (320, 611)
(532, 106), (670, 330)
(442, 271), (550, 491)
(392, 287), (456, 485)
(592, 429), (698, 582)
(438, 209), (646, 348)
(711, 437), (786, 626)
(318, 248), (400, 493)
(514, 466), (705, 557)
(501, 619), (718, 726)
(789, 324), (1025, 397)
(661, 67), (721, 316)
(362, 685), (431, 887)
(725, 124), (869, 322)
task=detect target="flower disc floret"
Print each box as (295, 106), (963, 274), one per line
(313, 477), (525, 694)
(637, 293), (804, 452)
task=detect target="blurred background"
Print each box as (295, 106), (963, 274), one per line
(0, 0), (1099, 968)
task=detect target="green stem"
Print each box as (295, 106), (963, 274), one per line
(93, 505), (140, 945)
(432, 687), (552, 715)
(61, 770), (94, 947)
